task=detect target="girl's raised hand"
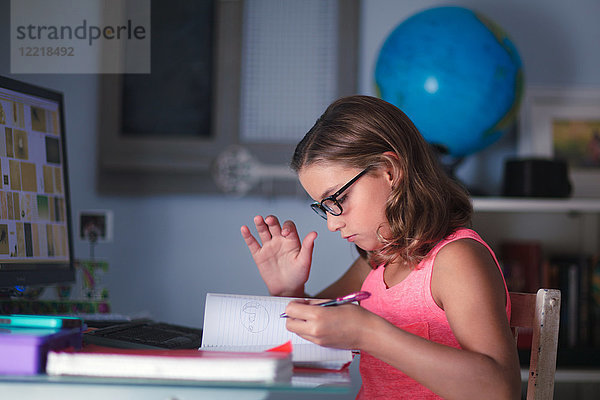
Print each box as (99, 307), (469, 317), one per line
(241, 215), (317, 297)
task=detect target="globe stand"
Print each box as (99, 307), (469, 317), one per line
(430, 144), (464, 181)
(430, 144), (485, 196)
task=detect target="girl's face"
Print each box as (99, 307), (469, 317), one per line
(298, 162), (394, 251)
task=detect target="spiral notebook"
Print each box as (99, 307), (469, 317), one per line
(200, 293), (353, 370)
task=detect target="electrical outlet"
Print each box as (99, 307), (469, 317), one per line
(78, 210), (113, 243)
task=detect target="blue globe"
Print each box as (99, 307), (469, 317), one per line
(375, 6), (524, 157)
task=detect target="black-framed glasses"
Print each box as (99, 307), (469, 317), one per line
(310, 167), (370, 219)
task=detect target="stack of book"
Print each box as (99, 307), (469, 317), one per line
(0, 314), (83, 374)
(30, 292), (358, 384)
(543, 254), (599, 350)
(500, 241), (600, 353)
(46, 344), (293, 383)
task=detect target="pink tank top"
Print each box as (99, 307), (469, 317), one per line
(356, 228), (510, 399)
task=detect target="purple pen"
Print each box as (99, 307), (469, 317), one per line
(280, 291), (371, 318)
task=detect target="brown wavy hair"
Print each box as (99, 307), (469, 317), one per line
(291, 95), (473, 268)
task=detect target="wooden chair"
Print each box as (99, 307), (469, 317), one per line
(510, 288), (561, 400)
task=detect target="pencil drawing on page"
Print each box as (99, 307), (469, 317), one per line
(240, 301), (270, 333)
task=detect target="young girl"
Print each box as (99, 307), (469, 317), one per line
(240, 95), (521, 399)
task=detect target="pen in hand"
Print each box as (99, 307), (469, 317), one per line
(280, 290), (371, 318)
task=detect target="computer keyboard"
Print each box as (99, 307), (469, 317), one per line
(83, 320), (203, 350)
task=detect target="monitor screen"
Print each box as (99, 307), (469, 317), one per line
(0, 76), (74, 291)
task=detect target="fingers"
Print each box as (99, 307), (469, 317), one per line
(264, 215), (282, 236)
(284, 302), (329, 342)
(284, 303), (361, 349)
(283, 300), (313, 321)
(254, 214), (287, 242)
(298, 231), (317, 265)
(254, 215), (304, 243)
(253, 215), (272, 243)
(280, 220), (298, 238)
(240, 225), (261, 254)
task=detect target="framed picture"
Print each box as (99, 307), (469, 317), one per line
(78, 210), (114, 243)
(519, 87), (600, 197)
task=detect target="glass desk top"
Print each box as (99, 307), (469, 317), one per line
(0, 367), (356, 400)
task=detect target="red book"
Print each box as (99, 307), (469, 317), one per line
(46, 344), (293, 383)
(500, 241), (542, 293)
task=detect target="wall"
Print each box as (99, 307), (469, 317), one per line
(0, 0), (598, 334)
(0, 0), (357, 329)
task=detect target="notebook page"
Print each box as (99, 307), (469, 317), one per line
(202, 293), (300, 347)
(201, 293), (353, 366)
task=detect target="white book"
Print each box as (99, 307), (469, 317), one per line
(201, 293), (354, 370)
(46, 346), (293, 383)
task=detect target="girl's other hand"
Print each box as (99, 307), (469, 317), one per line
(241, 215), (317, 297)
(283, 300), (373, 350)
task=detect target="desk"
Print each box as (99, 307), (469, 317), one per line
(0, 368), (356, 400)
(0, 376), (271, 400)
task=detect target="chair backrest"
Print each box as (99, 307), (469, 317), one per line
(509, 288), (561, 400)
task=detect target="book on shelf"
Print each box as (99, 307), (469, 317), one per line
(46, 344), (293, 383)
(499, 242), (600, 354)
(591, 255), (600, 348)
(500, 240), (543, 293)
(200, 293), (354, 370)
(544, 253), (595, 349)
(498, 240), (544, 350)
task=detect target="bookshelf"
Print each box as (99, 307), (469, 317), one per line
(472, 197), (600, 213)
(472, 196), (600, 386)
(473, 197), (600, 256)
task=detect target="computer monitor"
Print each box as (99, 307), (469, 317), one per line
(0, 75), (74, 292)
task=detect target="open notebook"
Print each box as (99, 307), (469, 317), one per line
(201, 293), (353, 370)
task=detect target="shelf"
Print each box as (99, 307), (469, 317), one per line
(472, 197), (600, 213)
(555, 369), (600, 383)
(520, 368), (600, 383)
(520, 348), (600, 369)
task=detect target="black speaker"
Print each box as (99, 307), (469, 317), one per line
(502, 158), (572, 198)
